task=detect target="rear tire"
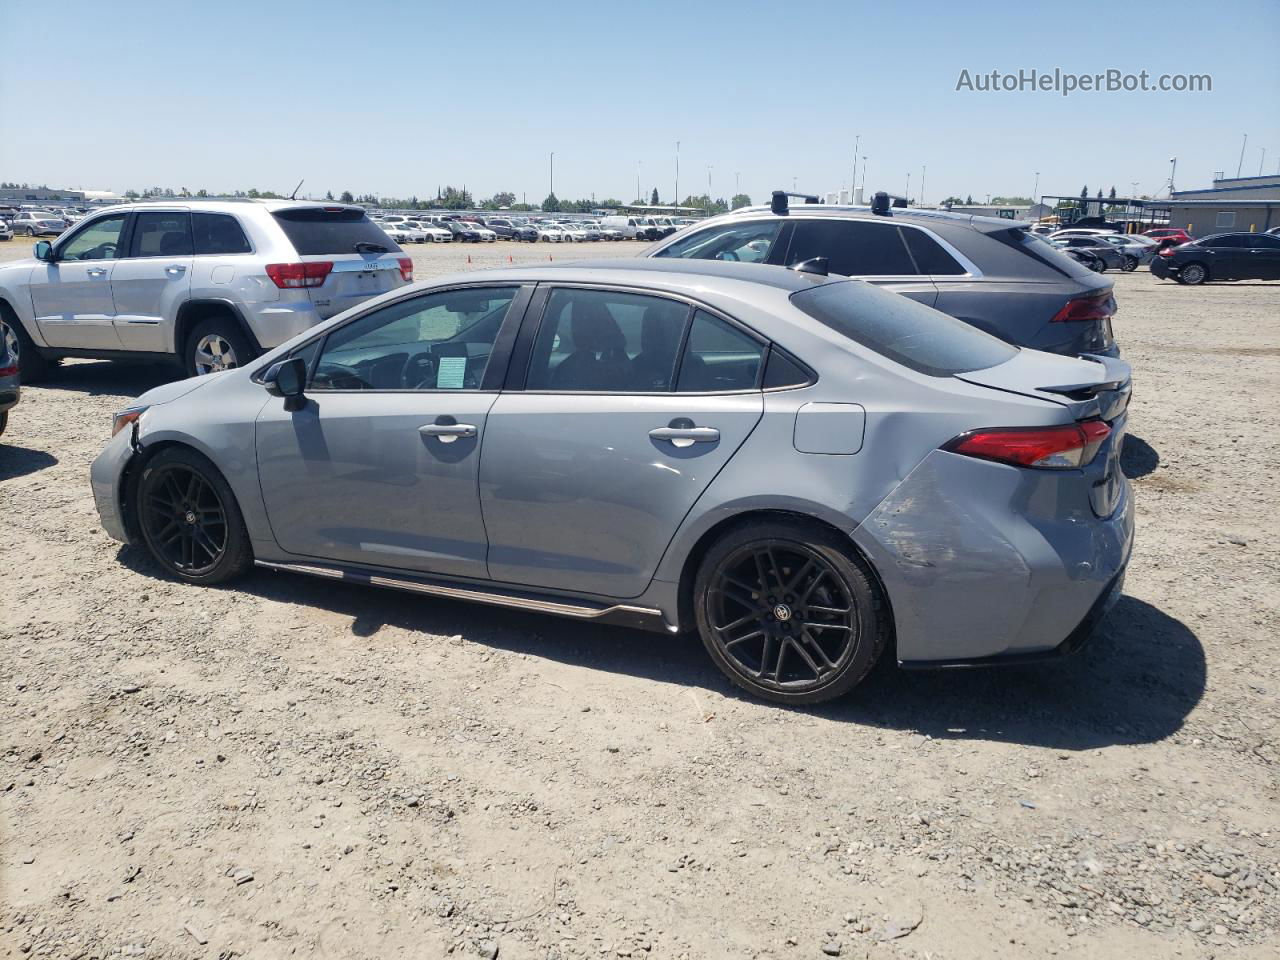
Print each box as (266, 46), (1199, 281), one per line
(1177, 262), (1209, 285)
(1, 311), (51, 383)
(184, 316), (255, 378)
(693, 519), (889, 705)
(135, 446), (253, 585)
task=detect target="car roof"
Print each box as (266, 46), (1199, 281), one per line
(80, 199), (370, 216)
(722, 202), (1028, 233)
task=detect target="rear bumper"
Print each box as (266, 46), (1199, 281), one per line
(853, 448), (1134, 665)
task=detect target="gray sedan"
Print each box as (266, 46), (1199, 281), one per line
(91, 260), (1133, 704)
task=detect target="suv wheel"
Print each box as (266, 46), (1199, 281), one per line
(185, 318), (254, 377)
(693, 520), (889, 705)
(135, 446), (253, 584)
(1177, 262), (1209, 285)
(1, 311), (51, 383)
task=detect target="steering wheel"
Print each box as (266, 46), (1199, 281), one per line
(404, 351), (437, 390)
(312, 362), (368, 390)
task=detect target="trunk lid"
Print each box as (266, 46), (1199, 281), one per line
(956, 349), (1131, 422)
(270, 206), (409, 319)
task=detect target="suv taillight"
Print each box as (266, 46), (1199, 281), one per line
(265, 261), (333, 288)
(1050, 290), (1115, 324)
(945, 421), (1111, 470)
(397, 257), (413, 282)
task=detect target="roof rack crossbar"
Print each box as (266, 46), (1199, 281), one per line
(770, 190), (822, 215)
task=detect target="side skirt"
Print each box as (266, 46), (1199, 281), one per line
(254, 559), (679, 634)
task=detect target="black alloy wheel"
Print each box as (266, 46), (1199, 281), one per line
(140, 462), (229, 575)
(695, 522), (888, 704)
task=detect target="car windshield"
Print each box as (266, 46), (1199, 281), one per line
(791, 280), (1018, 378)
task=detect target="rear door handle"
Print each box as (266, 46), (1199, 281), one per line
(649, 425), (720, 448)
(165, 264), (187, 275)
(419, 422), (477, 442)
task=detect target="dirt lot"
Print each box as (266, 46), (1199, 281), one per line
(1, 239), (1278, 960)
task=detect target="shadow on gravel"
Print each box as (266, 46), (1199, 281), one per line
(163, 560), (1202, 751)
(0, 444), (58, 481)
(1121, 434), (1160, 479)
(33, 360), (176, 398)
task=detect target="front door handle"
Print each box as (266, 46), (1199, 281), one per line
(419, 422), (477, 442)
(649, 424), (720, 448)
(165, 264), (187, 275)
(86, 268), (108, 278)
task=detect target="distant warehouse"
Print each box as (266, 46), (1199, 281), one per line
(1168, 174), (1280, 236)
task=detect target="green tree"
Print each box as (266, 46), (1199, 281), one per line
(542, 193), (560, 212)
(730, 193), (752, 210)
(124, 189), (139, 199)
(195, 189), (209, 198)
(489, 191), (516, 208)
(1108, 186), (1116, 199)
(325, 190), (334, 201)
(965, 194), (974, 204)
(990, 196), (1031, 205)
(650, 187), (660, 205)
(339, 190), (354, 203)
(1080, 185), (1088, 198)
(940, 196), (963, 206)
(598, 198), (624, 209)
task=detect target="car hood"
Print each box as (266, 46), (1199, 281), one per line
(134, 371), (230, 408)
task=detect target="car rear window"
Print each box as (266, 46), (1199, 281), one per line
(271, 208), (401, 255)
(1007, 229), (1097, 279)
(790, 280), (1017, 377)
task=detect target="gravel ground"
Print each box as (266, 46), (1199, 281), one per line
(1, 239), (1278, 960)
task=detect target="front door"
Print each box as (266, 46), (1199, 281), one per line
(110, 209), (193, 352)
(255, 285), (524, 578)
(30, 212), (128, 349)
(479, 287), (765, 598)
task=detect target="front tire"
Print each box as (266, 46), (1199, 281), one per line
(185, 317), (255, 377)
(1177, 262), (1209, 285)
(1123, 255), (1138, 272)
(135, 446), (253, 584)
(693, 520), (889, 705)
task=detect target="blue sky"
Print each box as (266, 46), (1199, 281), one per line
(2, 0), (1277, 204)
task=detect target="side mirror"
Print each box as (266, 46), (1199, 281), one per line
(264, 356), (308, 411)
(34, 240), (54, 262)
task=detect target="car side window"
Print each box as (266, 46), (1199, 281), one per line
(1250, 235), (1280, 248)
(654, 220), (783, 264)
(902, 228), (967, 275)
(129, 212), (193, 258)
(785, 220), (917, 276)
(192, 213), (252, 255)
(525, 288), (692, 392)
(311, 287), (517, 391)
(1205, 235), (1241, 248)
(57, 214), (127, 261)
(676, 310), (764, 392)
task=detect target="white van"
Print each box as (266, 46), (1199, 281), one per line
(601, 215), (659, 240)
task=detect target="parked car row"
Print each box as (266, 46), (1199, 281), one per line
(368, 212), (692, 243)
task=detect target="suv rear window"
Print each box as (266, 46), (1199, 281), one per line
(271, 208), (401, 255)
(791, 280), (1017, 377)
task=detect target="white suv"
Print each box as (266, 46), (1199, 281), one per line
(0, 200), (412, 381)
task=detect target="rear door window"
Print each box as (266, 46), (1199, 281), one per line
(128, 212), (193, 258)
(784, 220), (916, 276)
(192, 213), (252, 254)
(791, 280), (1017, 377)
(901, 228), (966, 275)
(676, 311), (764, 392)
(272, 207), (402, 255)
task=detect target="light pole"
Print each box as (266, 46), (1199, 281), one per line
(920, 165), (926, 207)
(674, 141), (680, 206)
(549, 152), (555, 199)
(707, 165), (712, 202)
(859, 157), (867, 196)
(905, 172), (910, 204)
(1130, 180), (1138, 198)
(1236, 133), (1247, 178)
(735, 171), (740, 196)
(851, 133), (860, 203)
(636, 160), (641, 204)
(1169, 156), (1177, 196)
(1033, 171), (1040, 207)
(1260, 147), (1267, 177)
(792, 176), (797, 192)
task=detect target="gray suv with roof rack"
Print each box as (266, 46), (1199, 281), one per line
(0, 200), (412, 382)
(646, 191), (1120, 358)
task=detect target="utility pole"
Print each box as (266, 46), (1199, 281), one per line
(1236, 134), (1247, 178)
(674, 141), (680, 206)
(735, 171), (740, 195)
(905, 172), (910, 204)
(860, 158), (867, 196)
(851, 134), (860, 203)
(1260, 147), (1267, 177)
(549, 152), (555, 198)
(920, 165), (926, 207)
(636, 160), (641, 204)
(1033, 171), (1040, 207)
(707, 165), (712, 199)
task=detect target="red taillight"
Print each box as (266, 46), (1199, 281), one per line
(264, 261), (333, 289)
(1050, 291), (1115, 323)
(945, 420), (1111, 470)
(397, 256), (413, 282)
(1158, 246), (1176, 257)
(0, 364), (17, 377)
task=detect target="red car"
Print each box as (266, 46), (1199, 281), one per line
(1143, 227), (1193, 249)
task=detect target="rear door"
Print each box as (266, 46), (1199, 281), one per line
(110, 209), (193, 351)
(479, 285), (764, 598)
(256, 285), (527, 578)
(269, 206), (407, 319)
(29, 211), (128, 350)
(1241, 233), (1280, 279)
(776, 219), (939, 306)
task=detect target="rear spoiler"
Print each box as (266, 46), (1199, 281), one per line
(1038, 354), (1132, 421)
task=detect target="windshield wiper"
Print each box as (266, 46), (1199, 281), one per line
(355, 241), (389, 254)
